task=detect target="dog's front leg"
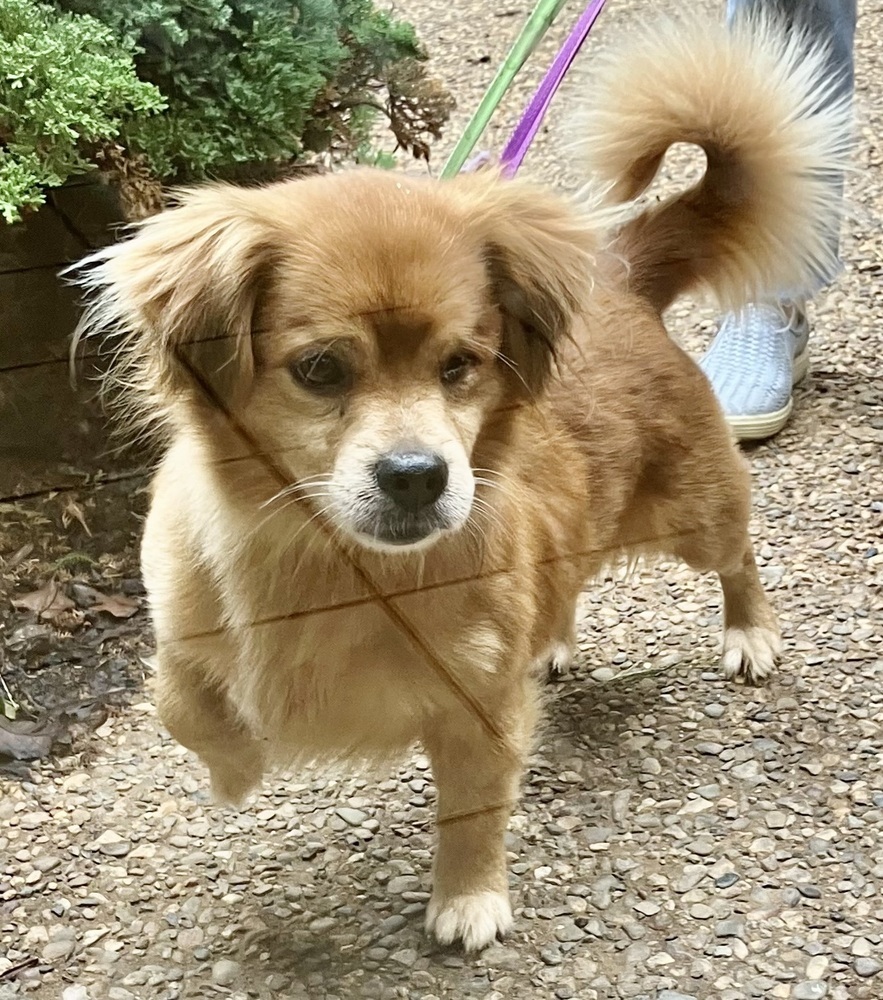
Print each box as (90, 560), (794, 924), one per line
(154, 644), (266, 807)
(423, 684), (536, 952)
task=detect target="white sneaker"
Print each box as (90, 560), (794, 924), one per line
(699, 302), (810, 442)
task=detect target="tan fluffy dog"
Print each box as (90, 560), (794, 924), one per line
(76, 15), (850, 951)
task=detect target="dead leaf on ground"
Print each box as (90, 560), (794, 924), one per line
(0, 693), (118, 764)
(86, 591), (140, 619)
(61, 499), (92, 537)
(3, 543), (34, 570)
(5, 623), (53, 652)
(70, 582), (104, 607)
(11, 581), (76, 621)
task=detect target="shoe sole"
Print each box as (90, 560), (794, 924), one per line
(725, 348), (809, 442)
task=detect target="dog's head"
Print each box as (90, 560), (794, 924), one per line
(77, 169), (596, 553)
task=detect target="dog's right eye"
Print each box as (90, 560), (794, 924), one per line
(441, 351), (481, 387)
(290, 351), (350, 394)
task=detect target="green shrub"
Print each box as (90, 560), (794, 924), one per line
(0, 0), (164, 223)
(0, 0), (453, 223)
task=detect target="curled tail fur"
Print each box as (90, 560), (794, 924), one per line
(574, 13), (853, 312)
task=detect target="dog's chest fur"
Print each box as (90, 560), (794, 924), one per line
(145, 471), (529, 763)
(234, 559), (525, 763)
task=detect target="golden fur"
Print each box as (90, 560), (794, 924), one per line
(74, 14), (851, 951)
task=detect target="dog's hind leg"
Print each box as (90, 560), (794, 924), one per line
(670, 456), (781, 686)
(716, 547), (782, 685)
(536, 606), (579, 680)
(153, 646), (266, 806)
(676, 535), (781, 685)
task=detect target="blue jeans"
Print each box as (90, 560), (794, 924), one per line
(726, 0), (857, 283)
(726, 0), (856, 94)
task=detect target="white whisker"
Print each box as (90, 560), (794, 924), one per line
(248, 488), (336, 540)
(472, 466), (517, 490)
(470, 494), (514, 546)
(261, 474), (336, 510)
(492, 349), (533, 396)
(278, 502), (338, 571)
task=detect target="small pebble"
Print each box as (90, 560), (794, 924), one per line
(634, 900), (661, 916)
(212, 960), (241, 986)
(715, 873), (740, 889)
(806, 956), (828, 980)
(265, 974), (291, 992)
(554, 919), (585, 942)
(731, 760), (761, 780)
(43, 940), (76, 962)
(33, 856), (62, 873)
(390, 948), (418, 967)
(855, 958), (883, 978)
(687, 839), (715, 857)
(797, 884), (822, 899)
(387, 875), (420, 894)
(98, 840), (132, 858)
(792, 982), (827, 1000)
(591, 667), (615, 682)
(336, 808), (369, 827)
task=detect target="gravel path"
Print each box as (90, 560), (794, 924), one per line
(2, 1), (882, 998)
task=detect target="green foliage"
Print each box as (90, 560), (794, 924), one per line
(0, 0), (164, 223)
(0, 0), (453, 222)
(355, 145), (398, 170)
(52, 552), (99, 571)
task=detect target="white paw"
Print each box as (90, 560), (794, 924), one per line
(721, 626), (781, 686)
(426, 890), (513, 952)
(537, 640), (575, 677)
(209, 768), (257, 809)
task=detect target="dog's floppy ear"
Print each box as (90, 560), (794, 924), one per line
(449, 172), (597, 394)
(73, 184), (275, 422)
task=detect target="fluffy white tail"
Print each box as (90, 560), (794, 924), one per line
(574, 13), (853, 311)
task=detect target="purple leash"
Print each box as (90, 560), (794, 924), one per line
(464, 0), (608, 177)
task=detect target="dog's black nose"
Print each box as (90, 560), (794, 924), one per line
(374, 450), (448, 513)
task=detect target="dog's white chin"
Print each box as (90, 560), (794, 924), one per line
(352, 527), (448, 556)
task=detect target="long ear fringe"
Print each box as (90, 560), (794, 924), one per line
(446, 171), (602, 393)
(67, 184), (276, 441)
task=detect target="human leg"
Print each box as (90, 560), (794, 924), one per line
(703, 0), (857, 442)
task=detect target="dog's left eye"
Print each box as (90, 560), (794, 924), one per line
(290, 351), (350, 394)
(441, 352), (480, 387)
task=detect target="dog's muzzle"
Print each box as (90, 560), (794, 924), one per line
(368, 447), (451, 545)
